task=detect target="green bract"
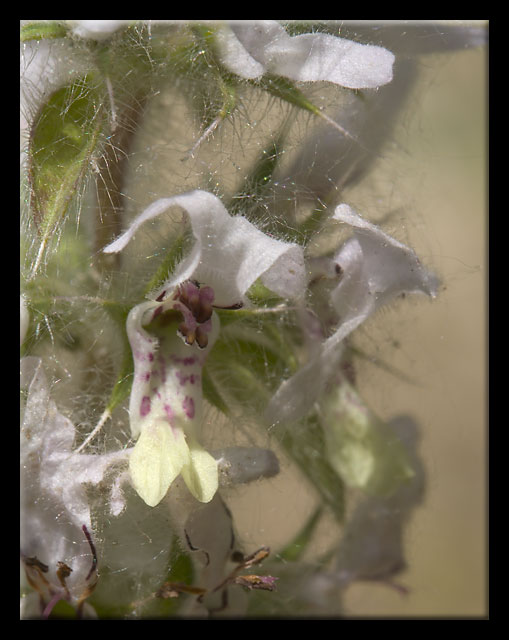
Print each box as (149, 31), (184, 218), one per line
(28, 75), (105, 273)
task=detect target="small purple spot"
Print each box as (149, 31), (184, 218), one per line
(177, 371), (195, 386)
(140, 396), (151, 417)
(171, 355), (197, 366)
(164, 403), (175, 424)
(148, 353), (154, 362)
(144, 372), (151, 382)
(182, 396), (195, 419)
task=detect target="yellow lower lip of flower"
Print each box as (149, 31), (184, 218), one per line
(129, 420), (189, 507)
(129, 419), (218, 507)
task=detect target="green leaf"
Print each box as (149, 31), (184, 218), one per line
(255, 74), (323, 116)
(204, 319), (345, 517)
(202, 365), (231, 416)
(205, 327), (287, 414)
(20, 21), (68, 42)
(276, 507), (323, 562)
(294, 205), (330, 244)
(246, 279), (284, 307)
(255, 74), (356, 152)
(169, 26), (238, 157)
(143, 231), (188, 296)
(28, 75), (105, 273)
(101, 302), (134, 413)
(228, 129), (287, 219)
(280, 417), (345, 521)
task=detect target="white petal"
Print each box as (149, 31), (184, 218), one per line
(69, 20), (129, 40)
(127, 301), (220, 437)
(332, 204), (439, 311)
(266, 205), (438, 425)
(20, 357), (128, 587)
(214, 23), (269, 79)
(265, 339), (344, 426)
(265, 33), (395, 89)
(104, 190), (306, 307)
(215, 21), (394, 89)
(125, 300), (161, 439)
(51, 448), (130, 529)
(103, 197), (184, 254)
(327, 235), (375, 343)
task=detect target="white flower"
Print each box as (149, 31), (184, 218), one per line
(333, 415), (425, 588)
(266, 204), (439, 425)
(20, 357), (129, 617)
(214, 21), (395, 89)
(103, 189), (306, 507)
(68, 20), (130, 41)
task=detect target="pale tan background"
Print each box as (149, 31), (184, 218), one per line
(342, 39), (487, 616)
(222, 32), (487, 618)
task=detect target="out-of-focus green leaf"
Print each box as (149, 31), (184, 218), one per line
(203, 316), (345, 517)
(276, 507), (323, 562)
(28, 75), (105, 271)
(20, 21), (68, 42)
(205, 325), (288, 414)
(255, 74), (324, 118)
(280, 417), (345, 521)
(46, 599), (78, 619)
(143, 232), (188, 296)
(202, 365), (231, 416)
(228, 130), (287, 219)
(101, 302), (134, 413)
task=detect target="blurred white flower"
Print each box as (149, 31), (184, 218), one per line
(68, 20), (130, 40)
(266, 204), (439, 425)
(20, 357), (129, 617)
(215, 21), (395, 89)
(103, 189), (306, 507)
(332, 415), (425, 588)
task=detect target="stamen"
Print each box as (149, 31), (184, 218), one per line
(195, 326), (209, 349)
(56, 561), (72, 596)
(82, 525), (98, 582)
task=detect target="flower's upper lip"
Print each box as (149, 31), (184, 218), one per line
(214, 21), (395, 89)
(103, 189), (307, 308)
(265, 203), (438, 426)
